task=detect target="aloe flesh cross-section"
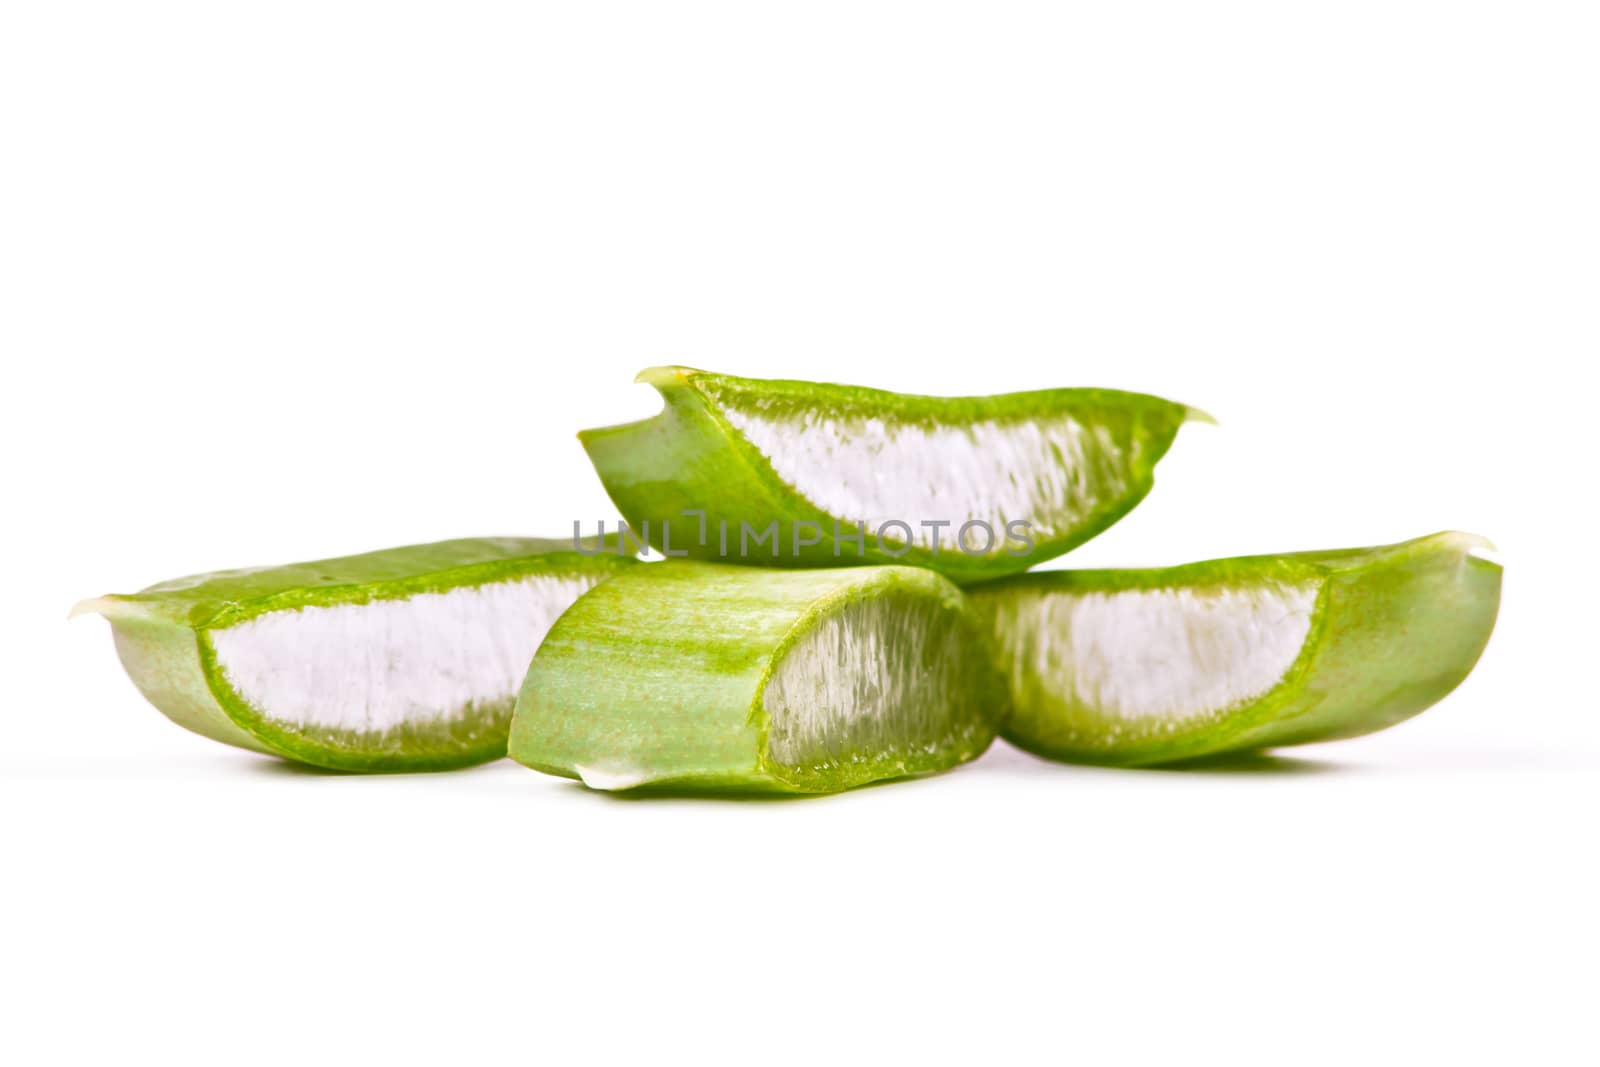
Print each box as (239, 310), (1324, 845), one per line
(580, 366), (1207, 584)
(74, 538), (636, 772)
(509, 561), (1008, 793)
(967, 531), (1501, 766)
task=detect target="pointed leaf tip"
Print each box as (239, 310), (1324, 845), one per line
(1436, 530), (1499, 563)
(575, 763), (655, 791)
(69, 596), (131, 621)
(634, 365), (700, 389)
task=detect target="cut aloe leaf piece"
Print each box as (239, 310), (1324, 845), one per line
(74, 538), (636, 772)
(510, 561), (1008, 794)
(968, 532), (1501, 766)
(580, 366), (1207, 583)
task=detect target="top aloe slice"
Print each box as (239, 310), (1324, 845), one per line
(580, 366), (1206, 583)
(967, 531), (1502, 766)
(510, 561), (1008, 794)
(74, 538), (635, 772)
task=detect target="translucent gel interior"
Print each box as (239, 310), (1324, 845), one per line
(718, 402), (1139, 553)
(992, 580), (1318, 723)
(763, 594), (973, 770)
(211, 574), (601, 733)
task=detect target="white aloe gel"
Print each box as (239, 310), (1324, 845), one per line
(720, 406), (1135, 552)
(761, 594), (975, 769)
(209, 574), (602, 735)
(76, 538), (636, 771)
(989, 581), (1319, 729)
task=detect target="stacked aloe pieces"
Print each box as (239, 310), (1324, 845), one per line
(78, 367), (1501, 790)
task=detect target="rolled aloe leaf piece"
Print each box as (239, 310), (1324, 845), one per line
(967, 532), (1501, 766)
(580, 366), (1207, 584)
(74, 538), (636, 772)
(510, 561), (1008, 793)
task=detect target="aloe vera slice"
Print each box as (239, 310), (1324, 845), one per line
(74, 538), (635, 771)
(968, 532), (1501, 766)
(580, 366), (1206, 583)
(509, 561), (1007, 793)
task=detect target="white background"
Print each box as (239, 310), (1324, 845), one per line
(4, 2), (1596, 1063)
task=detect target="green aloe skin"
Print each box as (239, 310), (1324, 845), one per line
(510, 561), (1008, 794)
(968, 532), (1502, 766)
(580, 366), (1207, 584)
(75, 538), (635, 772)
